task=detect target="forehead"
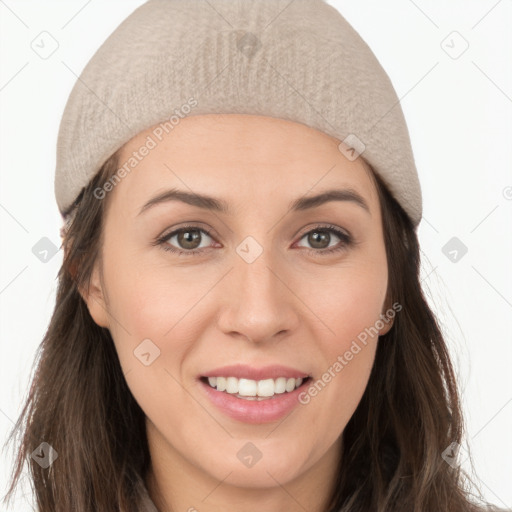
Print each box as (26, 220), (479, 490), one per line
(113, 114), (378, 216)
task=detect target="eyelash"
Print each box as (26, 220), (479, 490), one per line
(153, 223), (353, 257)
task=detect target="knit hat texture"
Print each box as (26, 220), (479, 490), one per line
(55, 0), (422, 226)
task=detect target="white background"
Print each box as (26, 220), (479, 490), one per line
(1, 0), (511, 510)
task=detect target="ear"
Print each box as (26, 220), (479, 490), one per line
(378, 312), (394, 336)
(378, 290), (396, 336)
(78, 261), (110, 329)
(61, 229), (80, 284)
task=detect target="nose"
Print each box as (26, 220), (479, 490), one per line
(216, 248), (300, 345)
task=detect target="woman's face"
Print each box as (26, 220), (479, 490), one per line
(83, 114), (392, 496)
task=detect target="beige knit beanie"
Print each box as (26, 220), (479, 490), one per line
(54, 0), (422, 227)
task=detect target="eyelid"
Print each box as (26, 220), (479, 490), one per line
(292, 223), (353, 254)
(294, 223), (351, 240)
(153, 223), (217, 255)
(157, 223), (215, 240)
(153, 222), (354, 256)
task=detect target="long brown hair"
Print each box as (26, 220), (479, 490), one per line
(2, 150), (503, 512)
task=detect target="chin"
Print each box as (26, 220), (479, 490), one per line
(197, 437), (318, 489)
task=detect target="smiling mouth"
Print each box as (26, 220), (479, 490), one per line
(200, 376), (311, 400)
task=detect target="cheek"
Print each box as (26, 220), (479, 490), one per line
(104, 249), (213, 341)
(297, 263), (387, 431)
(311, 263), (388, 348)
(103, 262), (207, 425)
(101, 254), (224, 421)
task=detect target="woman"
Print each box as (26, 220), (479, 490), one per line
(3, 0), (505, 511)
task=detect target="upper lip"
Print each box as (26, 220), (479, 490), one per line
(201, 364), (310, 381)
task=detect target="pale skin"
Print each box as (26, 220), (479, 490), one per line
(80, 114), (393, 512)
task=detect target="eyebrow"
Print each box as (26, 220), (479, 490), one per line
(137, 187), (371, 216)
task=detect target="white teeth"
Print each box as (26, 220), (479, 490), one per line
(238, 378), (257, 396)
(216, 376), (226, 392)
(257, 379), (275, 397)
(274, 377), (287, 394)
(226, 377), (238, 394)
(205, 376), (306, 397)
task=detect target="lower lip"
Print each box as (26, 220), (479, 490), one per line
(199, 379), (308, 424)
